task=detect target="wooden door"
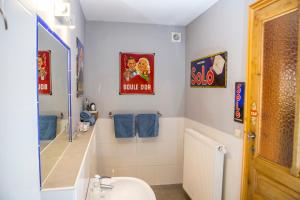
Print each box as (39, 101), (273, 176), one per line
(241, 0), (300, 199)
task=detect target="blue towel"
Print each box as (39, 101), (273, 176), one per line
(39, 115), (57, 140)
(80, 110), (91, 120)
(80, 111), (96, 125)
(113, 114), (135, 138)
(136, 114), (159, 138)
(88, 116), (96, 126)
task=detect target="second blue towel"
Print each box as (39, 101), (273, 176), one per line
(136, 114), (159, 138)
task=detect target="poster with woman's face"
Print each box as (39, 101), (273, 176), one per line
(119, 53), (155, 95)
(76, 38), (84, 97)
(38, 50), (52, 95)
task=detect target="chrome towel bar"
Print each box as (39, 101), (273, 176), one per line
(108, 111), (162, 118)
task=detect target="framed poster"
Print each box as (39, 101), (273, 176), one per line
(76, 38), (84, 97)
(191, 51), (227, 88)
(119, 52), (155, 95)
(38, 50), (52, 95)
(234, 82), (245, 123)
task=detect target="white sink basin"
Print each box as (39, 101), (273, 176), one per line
(87, 177), (156, 200)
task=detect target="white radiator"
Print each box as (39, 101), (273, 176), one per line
(183, 128), (226, 200)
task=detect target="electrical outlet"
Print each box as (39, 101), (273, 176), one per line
(234, 128), (242, 138)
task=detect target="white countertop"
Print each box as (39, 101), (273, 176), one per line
(42, 126), (95, 190)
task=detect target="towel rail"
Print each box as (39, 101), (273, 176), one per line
(0, 5), (8, 30)
(108, 111), (162, 118)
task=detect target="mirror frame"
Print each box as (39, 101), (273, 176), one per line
(36, 16), (72, 187)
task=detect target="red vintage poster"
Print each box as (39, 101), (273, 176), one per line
(38, 51), (52, 95)
(120, 52), (154, 95)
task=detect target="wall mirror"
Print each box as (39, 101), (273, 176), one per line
(37, 16), (72, 187)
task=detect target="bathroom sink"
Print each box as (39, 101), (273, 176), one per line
(87, 177), (156, 200)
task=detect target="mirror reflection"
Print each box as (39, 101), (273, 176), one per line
(37, 23), (70, 186)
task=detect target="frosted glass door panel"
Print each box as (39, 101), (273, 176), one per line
(260, 11), (299, 168)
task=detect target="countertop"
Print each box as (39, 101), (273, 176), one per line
(42, 126), (95, 190)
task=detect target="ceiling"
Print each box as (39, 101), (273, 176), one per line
(79, 0), (219, 26)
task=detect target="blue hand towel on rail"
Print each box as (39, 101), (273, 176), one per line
(39, 115), (57, 140)
(136, 114), (159, 138)
(113, 114), (135, 138)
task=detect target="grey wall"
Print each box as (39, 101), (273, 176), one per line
(185, 0), (255, 134)
(85, 22), (186, 117)
(0, 0), (86, 199)
(0, 0), (40, 199)
(38, 26), (69, 118)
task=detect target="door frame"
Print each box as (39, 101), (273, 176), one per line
(241, 0), (300, 199)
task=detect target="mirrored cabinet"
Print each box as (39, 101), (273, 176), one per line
(37, 17), (72, 187)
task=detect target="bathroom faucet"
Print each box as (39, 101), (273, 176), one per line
(100, 184), (113, 190)
(95, 175), (114, 190)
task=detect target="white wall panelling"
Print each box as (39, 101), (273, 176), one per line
(184, 118), (243, 200)
(96, 118), (185, 185)
(95, 116), (243, 200)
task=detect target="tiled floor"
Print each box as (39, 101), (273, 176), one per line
(151, 184), (191, 200)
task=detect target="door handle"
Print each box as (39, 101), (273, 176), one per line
(248, 132), (256, 140)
